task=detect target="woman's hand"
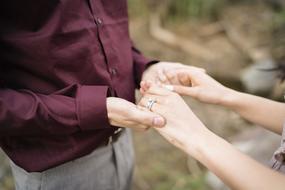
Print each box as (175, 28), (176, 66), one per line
(138, 86), (285, 190)
(138, 86), (210, 154)
(164, 67), (235, 106)
(162, 67), (285, 134)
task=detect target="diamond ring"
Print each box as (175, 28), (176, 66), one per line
(146, 98), (156, 111)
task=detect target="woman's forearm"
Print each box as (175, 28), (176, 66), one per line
(166, 68), (285, 133)
(222, 89), (285, 134)
(187, 130), (285, 190)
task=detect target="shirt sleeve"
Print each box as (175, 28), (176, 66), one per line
(270, 123), (285, 173)
(0, 84), (112, 137)
(131, 44), (159, 88)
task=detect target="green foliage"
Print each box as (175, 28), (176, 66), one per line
(167, 0), (227, 20)
(128, 0), (228, 20)
(152, 174), (208, 190)
(128, 0), (148, 17)
(272, 7), (285, 61)
(273, 8), (285, 28)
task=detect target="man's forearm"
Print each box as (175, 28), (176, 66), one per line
(222, 89), (285, 134)
(0, 85), (111, 136)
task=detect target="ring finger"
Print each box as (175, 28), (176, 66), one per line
(139, 95), (161, 112)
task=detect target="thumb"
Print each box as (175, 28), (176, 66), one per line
(132, 107), (166, 128)
(172, 85), (199, 98)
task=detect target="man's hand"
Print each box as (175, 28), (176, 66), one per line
(141, 62), (184, 86)
(107, 97), (166, 131)
(141, 62), (205, 93)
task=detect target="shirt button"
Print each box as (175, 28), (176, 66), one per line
(114, 128), (122, 134)
(110, 68), (117, 76)
(97, 18), (103, 25)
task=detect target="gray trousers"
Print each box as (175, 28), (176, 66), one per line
(10, 129), (135, 190)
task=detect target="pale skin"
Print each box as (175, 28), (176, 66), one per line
(164, 67), (285, 134)
(106, 61), (186, 130)
(139, 67), (285, 190)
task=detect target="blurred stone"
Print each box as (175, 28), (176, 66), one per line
(231, 127), (281, 164)
(241, 59), (279, 95)
(0, 149), (14, 190)
(206, 172), (230, 190)
(206, 127), (281, 190)
(265, 0), (285, 8)
(272, 81), (285, 100)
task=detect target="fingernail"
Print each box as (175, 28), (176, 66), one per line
(153, 117), (165, 127)
(163, 85), (174, 91)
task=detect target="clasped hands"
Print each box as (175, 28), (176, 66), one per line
(107, 61), (231, 146)
(107, 62), (189, 131)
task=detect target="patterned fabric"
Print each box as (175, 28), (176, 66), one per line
(270, 124), (285, 173)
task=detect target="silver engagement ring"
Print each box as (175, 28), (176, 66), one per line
(146, 98), (156, 111)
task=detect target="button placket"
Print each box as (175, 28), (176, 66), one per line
(96, 18), (103, 25)
(110, 68), (117, 76)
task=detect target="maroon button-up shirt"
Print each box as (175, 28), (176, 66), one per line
(0, 0), (153, 172)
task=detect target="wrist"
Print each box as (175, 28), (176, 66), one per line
(219, 88), (240, 108)
(188, 129), (224, 162)
(106, 97), (116, 126)
(180, 122), (214, 157)
(106, 97), (112, 113)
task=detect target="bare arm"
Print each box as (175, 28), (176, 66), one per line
(223, 90), (285, 134)
(161, 67), (285, 134)
(139, 86), (285, 190)
(192, 131), (285, 190)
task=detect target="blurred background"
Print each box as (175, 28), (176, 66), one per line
(1, 0), (285, 189)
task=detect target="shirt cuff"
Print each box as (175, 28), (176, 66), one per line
(77, 85), (112, 130)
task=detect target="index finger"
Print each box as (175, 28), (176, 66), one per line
(146, 86), (173, 96)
